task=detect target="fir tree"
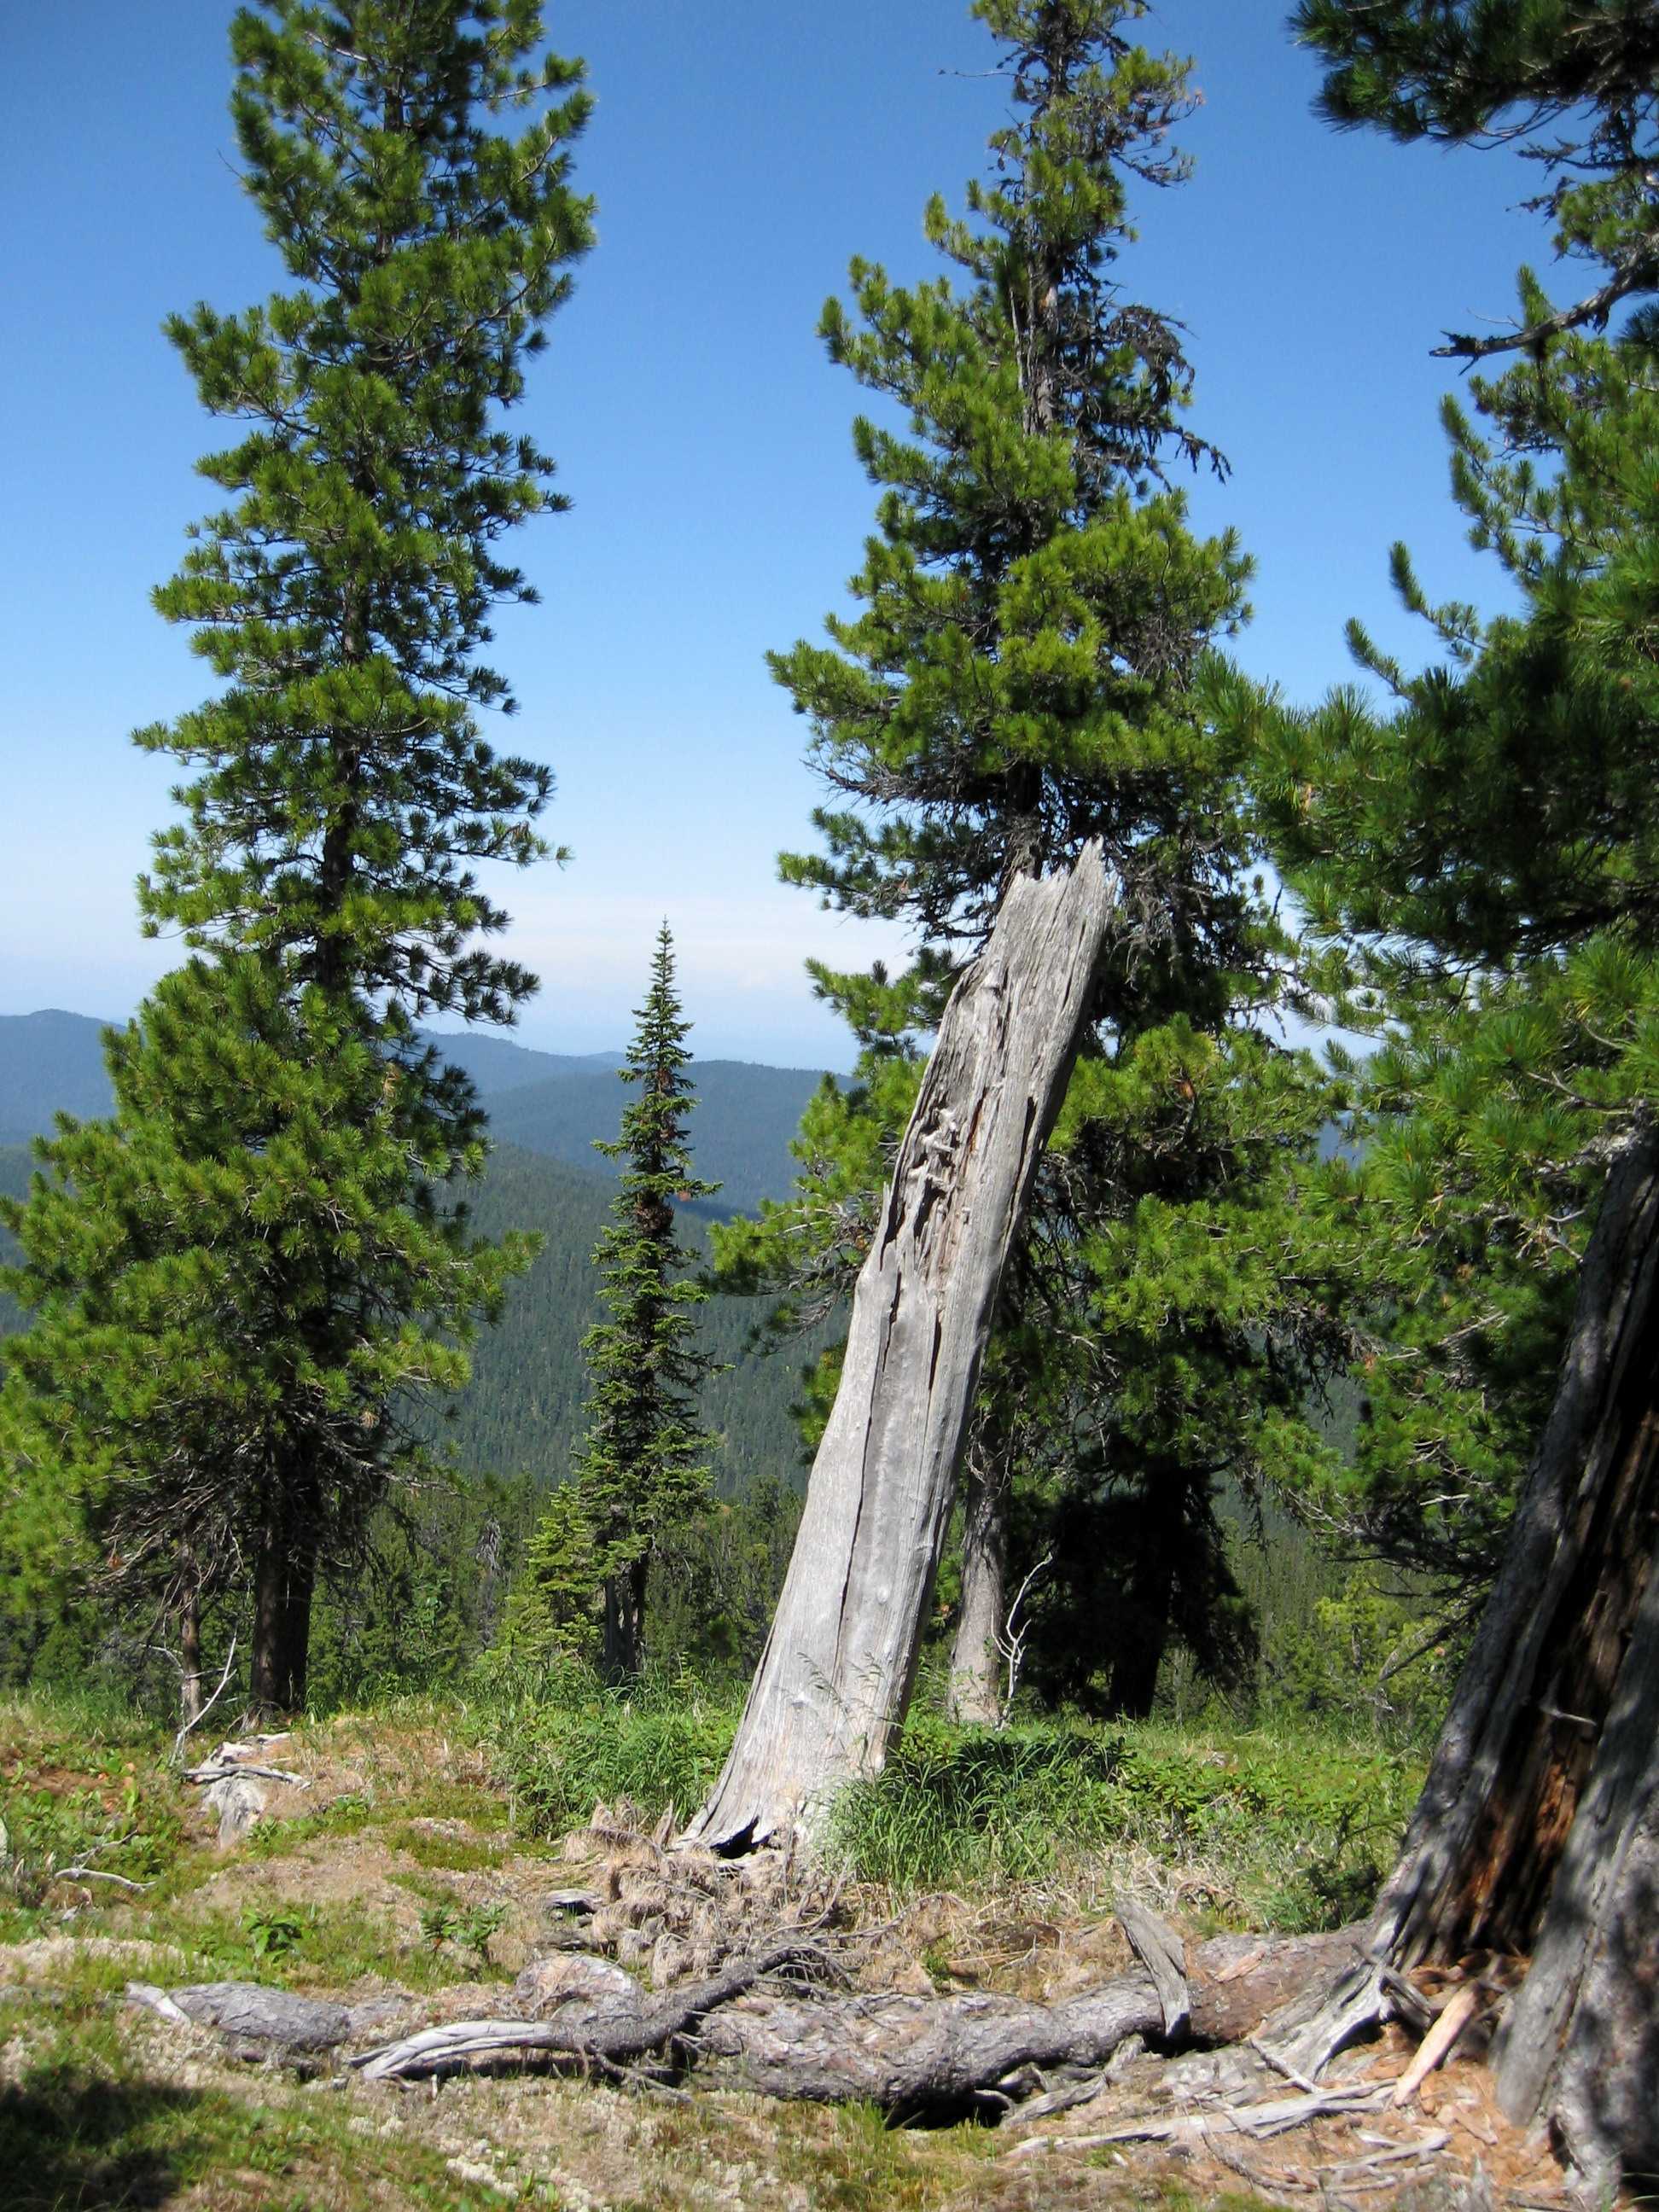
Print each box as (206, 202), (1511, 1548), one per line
(562, 925), (724, 1682)
(0, 0), (591, 1716)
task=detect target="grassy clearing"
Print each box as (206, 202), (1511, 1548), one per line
(485, 1661), (743, 1837)
(482, 1670), (1421, 1934)
(824, 1715), (1419, 1929)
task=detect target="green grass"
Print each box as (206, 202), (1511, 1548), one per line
(827, 1714), (1420, 1924)
(481, 1668), (1421, 1931)
(485, 1662), (742, 1837)
(0, 2008), (528, 2211)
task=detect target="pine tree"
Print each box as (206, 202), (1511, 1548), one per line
(724, 0), (1336, 1721)
(1209, 0), (1659, 1595)
(562, 924), (724, 1682)
(0, 0), (591, 1717)
(1214, 4), (1659, 2180)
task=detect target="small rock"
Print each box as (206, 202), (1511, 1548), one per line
(542, 1888), (600, 1917)
(168, 1981), (352, 2057)
(513, 1952), (636, 2017)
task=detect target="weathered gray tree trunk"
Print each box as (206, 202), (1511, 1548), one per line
(347, 1920), (1366, 2106)
(946, 1428), (1009, 1726)
(685, 847), (1118, 1849)
(1368, 1115), (1659, 2188)
(178, 1579), (204, 1728)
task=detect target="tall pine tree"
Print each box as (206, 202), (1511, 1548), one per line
(560, 924), (723, 1682)
(1213, 3), (1659, 2180)
(0, 0), (591, 1716)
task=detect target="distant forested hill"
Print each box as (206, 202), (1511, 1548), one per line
(0, 1011), (823, 1220)
(0, 1130), (822, 1497)
(0, 1012), (117, 1139)
(414, 1030), (625, 1093)
(486, 1061), (824, 1216)
(433, 1143), (824, 1493)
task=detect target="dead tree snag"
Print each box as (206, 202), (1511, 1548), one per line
(684, 847), (1118, 1850)
(1368, 1116), (1659, 2189)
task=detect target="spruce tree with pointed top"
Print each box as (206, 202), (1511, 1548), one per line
(0, 0), (591, 1717)
(561, 924), (724, 1682)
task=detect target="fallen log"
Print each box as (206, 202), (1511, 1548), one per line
(127, 1980), (352, 2058)
(354, 1937), (835, 2083)
(350, 1918), (1370, 2113)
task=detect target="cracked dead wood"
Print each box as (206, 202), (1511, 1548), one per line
(1359, 1118), (1659, 2193)
(345, 1918), (1361, 2114)
(1116, 1899), (1189, 2040)
(354, 1938), (835, 2082)
(685, 846), (1120, 1851)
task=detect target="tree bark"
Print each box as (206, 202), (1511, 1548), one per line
(602, 1556), (649, 1683)
(1368, 1115), (1659, 2186)
(178, 1581), (203, 1729)
(946, 1429), (1009, 1725)
(249, 1475), (320, 1718)
(684, 848), (1118, 1850)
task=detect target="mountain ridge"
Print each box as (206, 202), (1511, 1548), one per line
(0, 1010), (827, 1214)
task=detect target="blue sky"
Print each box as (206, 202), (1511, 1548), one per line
(1, 2), (1544, 1068)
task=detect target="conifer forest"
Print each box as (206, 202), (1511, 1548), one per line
(3, 3), (1658, 2207)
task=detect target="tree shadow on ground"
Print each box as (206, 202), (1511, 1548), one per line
(0, 2066), (206, 2210)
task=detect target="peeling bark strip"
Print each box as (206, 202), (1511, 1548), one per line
(1368, 1117), (1659, 2187)
(685, 847), (1119, 1850)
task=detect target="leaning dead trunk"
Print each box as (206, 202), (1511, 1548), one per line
(1370, 1115), (1659, 2189)
(946, 1428), (1009, 1726)
(685, 847), (1117, 1849)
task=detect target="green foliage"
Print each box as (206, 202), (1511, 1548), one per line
(826, 1712), (1420, 1927)
(1215, 0), (1659, 1601)
(243, 1905), (306, 1959)
(486, 1664), (740, 1837)
(643, 1476), (803, 1679)
(1264, 1568), (1460, 1743)
(533, 927), (726, 1679)
(505, 1478), (600, 1662)
(1291, 0), (1659, 342)
(413, 1893), (504, 1964)
(136, 0), (592, 1010)
(772, 0), (1259, 1006)
(0, 1), (591, 1713)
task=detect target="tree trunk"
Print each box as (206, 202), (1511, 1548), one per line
(178, 1580), (203, 1729)
(1106, 1467), (1185, 1722)
(602, 1556), (649, 1683)
(946, 1429), (1009, 1725)
(685, 847), (1118, 1849)
(249, 1478), (320, 1719)
(1369, 1115), (1659, 2187)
